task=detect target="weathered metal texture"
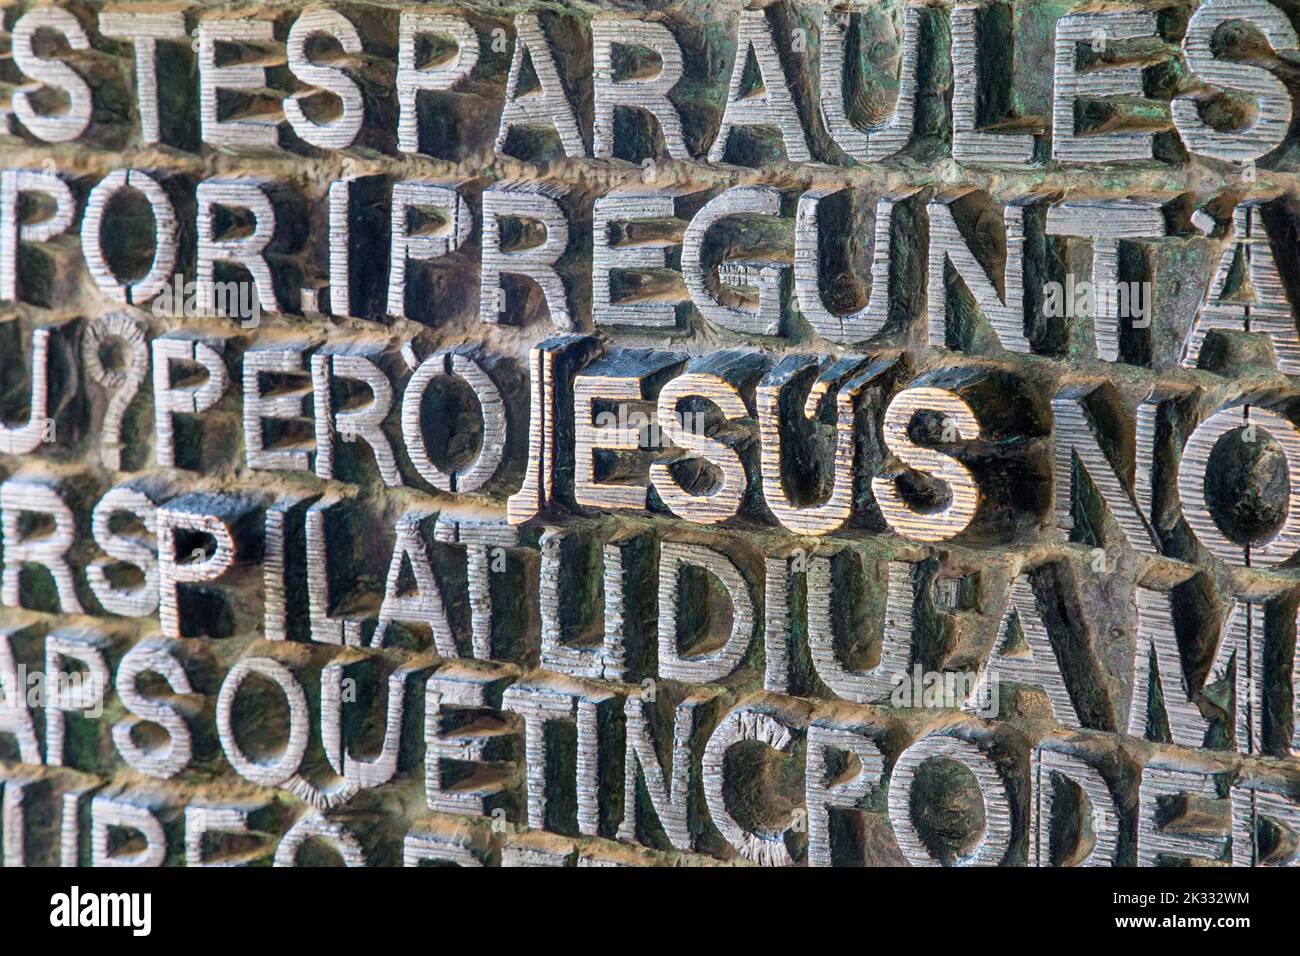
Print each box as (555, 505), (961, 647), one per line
(0, 0), (1299, 869)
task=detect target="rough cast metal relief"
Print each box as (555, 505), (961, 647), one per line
(1, 0), (1299, 868)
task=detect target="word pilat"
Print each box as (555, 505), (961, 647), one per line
(0, 368), (1298, 865)
(4, 0), (1300, 868)
(0, 1), (1298, 351)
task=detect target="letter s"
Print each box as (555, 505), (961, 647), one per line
(872, 385), (980, 541)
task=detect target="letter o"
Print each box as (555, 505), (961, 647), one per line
(217, 657), (310, 787)
(1177, 405), (1300, 568)
(80, 169), (179, 304)
(273, 812), (367, 867)
(886, 734), (1013, 866)
(401, 350), (505, 493)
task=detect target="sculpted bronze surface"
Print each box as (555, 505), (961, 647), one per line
(0, 0), (1299, 868)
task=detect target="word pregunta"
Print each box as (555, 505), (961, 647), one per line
(2, 0), (1300, 868)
